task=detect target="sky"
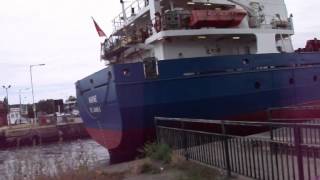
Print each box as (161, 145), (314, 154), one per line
(0, 0), (319, 104)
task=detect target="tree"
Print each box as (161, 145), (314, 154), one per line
(27, 104), (34, 118)
(37, 99), (55, 114)
(67, 96), (76, 102)
(3, 97), (8, 115)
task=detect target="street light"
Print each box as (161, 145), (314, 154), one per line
(2, 85), (11, 102)
(30, 64), (45, 125)
(2, 85), (11, 125)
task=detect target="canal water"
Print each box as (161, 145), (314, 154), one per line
(0, 139), (109, 180)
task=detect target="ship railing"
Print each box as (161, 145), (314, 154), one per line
(111, 8), (294, 42)
(102, 21), (154, 59)
(112, 0), (149, 32)
(267, 105), (320, 145)
(152, 11), (293, 33)
(155, 116), (320, 180)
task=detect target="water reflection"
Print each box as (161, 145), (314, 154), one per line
(0, 139), (109, 180)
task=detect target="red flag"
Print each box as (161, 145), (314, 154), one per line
(92, 17), (106, 37)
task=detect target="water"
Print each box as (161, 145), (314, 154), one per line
(0, 139), (109, 180)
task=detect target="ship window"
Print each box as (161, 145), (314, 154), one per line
(90, 79), (94, 84)
(123, 69), (130, 76)
(242, 59), (249, 65)
(314, 75), (318, 82)
(143, 57), (159, 79)
(108, 71), (112, 78)
(254, 81), (261, 89)
(289, 78), (295, 85)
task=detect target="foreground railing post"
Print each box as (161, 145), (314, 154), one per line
(267, 109), (274, 141)
(221, 120), (231, 177)
(294, 125), (304, 180)
(155, 117), (160, 144)
(182, 121), (189, 160)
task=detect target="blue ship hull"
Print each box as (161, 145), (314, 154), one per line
(76, 53), (320, 163)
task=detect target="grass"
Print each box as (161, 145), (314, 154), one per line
(175, 161), (220, 180)
(138, 143), (220, 180)
(140, 142), (172, 163)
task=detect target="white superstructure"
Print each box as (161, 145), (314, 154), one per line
(101, 0), (294, 64)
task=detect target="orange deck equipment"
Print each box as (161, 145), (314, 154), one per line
(189, 9), (247, 28)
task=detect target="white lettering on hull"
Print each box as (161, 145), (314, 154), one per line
(89, 106), (101, 113)
(88, 95), (98, 104)
(88, 95), (101, 114)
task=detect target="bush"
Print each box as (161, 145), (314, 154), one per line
(142, 142), (172, 163)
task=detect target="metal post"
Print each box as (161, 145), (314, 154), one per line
(5, 89), (8, 103)
(19, 90), (22, 116)
(294, 125), (304, 180)
(29, 64), (45, 125)
(19, 90), (22, 124)
(30, 65), (36, 125)
(154, 117), (160, 144)
(2, 85), (11, 126)
(267, 109), (274, 140)
(182, 121), (189, 160)
(120, 0), (127, 23)
(5, 88), (9, 126)
(137, 0), (141, 10)
(221, 120), (231, 177)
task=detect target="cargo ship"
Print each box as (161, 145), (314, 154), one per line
(76, 0), (320, 163)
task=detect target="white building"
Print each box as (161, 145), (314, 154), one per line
(7, 108), (21, 125)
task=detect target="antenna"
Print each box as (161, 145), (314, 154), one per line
(120, 0), (128, 23)
(169, 0), (174, 10)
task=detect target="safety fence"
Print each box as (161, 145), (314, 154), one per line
(155, 115), (320, 180)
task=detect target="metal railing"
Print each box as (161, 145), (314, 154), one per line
(112, 0), (149, 31)
(268, 106), (320, 145)
(155, 116), (320, 180)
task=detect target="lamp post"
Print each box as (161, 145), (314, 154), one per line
(30, 64), (45, 125)
(2, 85), (11, 125)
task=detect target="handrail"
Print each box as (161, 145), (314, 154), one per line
(154, 117), (320, 128)
(268, 105), (320, 111)
(112, 0), (149, 32)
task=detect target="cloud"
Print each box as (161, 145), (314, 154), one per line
(0, 0), (119, 104)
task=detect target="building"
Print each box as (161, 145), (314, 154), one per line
(7, 104), (29, 125)
(64, 100), (75, 112)
(8, 108), (21, 125)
